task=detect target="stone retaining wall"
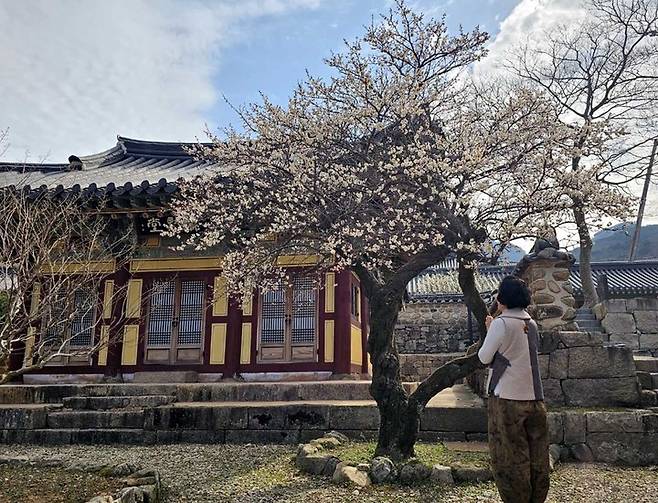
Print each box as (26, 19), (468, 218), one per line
(399, 353), (463, 381)
(547, 409), (658, 465)
(597, 297), (658, 356)
(395, 302), (480, 354)
(469, 330), (641, 407)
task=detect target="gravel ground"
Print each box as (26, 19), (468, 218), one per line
(1, 444), (657, 503)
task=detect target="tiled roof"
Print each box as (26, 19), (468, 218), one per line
(408, 260), (658, 302)
(0, 136), (218, 190)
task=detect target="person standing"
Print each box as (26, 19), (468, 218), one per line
(478, 276), (549, 503)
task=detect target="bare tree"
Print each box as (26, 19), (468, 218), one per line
(510, 0), (658, 305)
(0, 184), (134, 383)
(167, 2), (606, 459)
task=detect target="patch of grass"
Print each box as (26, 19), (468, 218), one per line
(334, 441), (490, 469)
(0, 464), (123, 503)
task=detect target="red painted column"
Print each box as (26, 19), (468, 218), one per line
(105, 265), (129, 377)
(333, 269), (352, 375)
(223, 295), (243, 378)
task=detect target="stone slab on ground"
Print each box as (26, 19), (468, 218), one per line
(443, 441), (488, 453)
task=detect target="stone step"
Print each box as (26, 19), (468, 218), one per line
(576, 320), (602, 328)
(47, 410), (144, 429)
(62, 395), (176, 410)
(0, 381), (414, 405)
(635, 356), (658, 373)
(0, 428), (149, 445)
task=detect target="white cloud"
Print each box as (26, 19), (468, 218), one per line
(476, 0), (586, 75)
(0, 0), (322, 162)
(477, 0), (658, 226)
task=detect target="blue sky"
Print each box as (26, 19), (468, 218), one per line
(0, 0), (527, 162)
(211, 0), (519, 126)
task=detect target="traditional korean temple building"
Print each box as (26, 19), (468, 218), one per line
(0, 137), (370, 383)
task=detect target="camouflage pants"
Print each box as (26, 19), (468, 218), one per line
(487, 396), (550, 503)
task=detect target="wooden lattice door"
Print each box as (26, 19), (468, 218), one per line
(258, 276), (317, 362)
(144, 278), (206, 364)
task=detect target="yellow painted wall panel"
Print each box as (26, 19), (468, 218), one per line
(350, 325), (363, 365)
(276, 254), (321, 267)
(130, 257), (222, 272)
(324, 320), (335, 363)
(121, 325), (139, 365)
(213, 276), (228, 317)
(98, 325), (110, 366)
(324, 272), (335, 313)
(210, 323), (227, 365)
(240, 322), (252, 364)
(125, 279), (143, 319)
(103, 280), (114, 320)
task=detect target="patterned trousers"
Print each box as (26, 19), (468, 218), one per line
(487, 396), (550, 503)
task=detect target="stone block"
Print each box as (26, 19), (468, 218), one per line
(552, 270), (570, 281)
(549, 350), (568, 379)
(430, 464), (454, 485)
(639, 333), (658, 350)
(563, 412), (586, 444)
(627, 297), (658, 311)
(586, 411), (645, 433)
(561, 377), (640, 407)
(333, 462), (371, 486)
(541, 379), (565, 405)
(0, 407), (47, 429)
(567, 346), (635, 379)
(570, 443), (594, 462)
(642, 413), (658, 432)
(557, 331), (602, 348)
(529, 279), (547, 291)
(328, 406), (379, 430)
(420, 406), (487, 433)
(592, 303), (607, 320)
(605, 299), (628, 313)
(640, 390), (658, 407)
(601, 312), (636, 334)
(538, 354), (549, 377)
(636, 371), (653, 389)
(608, 333), (640, 349)
(634, 311), (658, 333)
(587, 432), (658, 465)
(547, 412), (563, 444)
(533, 292), (555, 305)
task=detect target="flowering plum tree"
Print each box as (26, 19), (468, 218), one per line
(170, 2), (600, 459)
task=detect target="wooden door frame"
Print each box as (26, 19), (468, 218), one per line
(257, 277), (319, 363)
(143, 274), (207, 365)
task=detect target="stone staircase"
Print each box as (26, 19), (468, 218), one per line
(0, 381), (487, 445)
(635, 355), (658, 407)
(575, 307), (606, 340)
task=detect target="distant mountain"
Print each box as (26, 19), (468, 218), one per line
(499, 243), (527, 264)
(572, 223), (658, 261)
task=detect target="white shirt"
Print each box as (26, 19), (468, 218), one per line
(478, 308), (542, 401)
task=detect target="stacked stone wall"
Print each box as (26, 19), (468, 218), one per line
(597, 297), (658, 356)
(394, 302), (480, 354)
(399, 353), (463, 382)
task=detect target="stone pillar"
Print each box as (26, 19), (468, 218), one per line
(515, 248), (577, 332)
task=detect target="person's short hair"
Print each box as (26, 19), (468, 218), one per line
(496, 275), (531, 309)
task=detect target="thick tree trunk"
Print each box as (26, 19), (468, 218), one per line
(574, 204), (599, 307)
(367, 263), (489, 461)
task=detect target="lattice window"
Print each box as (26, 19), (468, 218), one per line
(43, 294), (68, 346)
(177, 280), (205, 345)
(260, 284), (285, 344)
(70, 288), (96, 347)
(147, 280), (175, 346)
(351, 284), (360, 320)
(291, 276), (316, 344)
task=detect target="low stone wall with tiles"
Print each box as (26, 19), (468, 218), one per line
(469, 330), (641, 407)
(596, 297), (658, 356)
(547, 409), (658, 465)
(395, 302), (481, 354)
